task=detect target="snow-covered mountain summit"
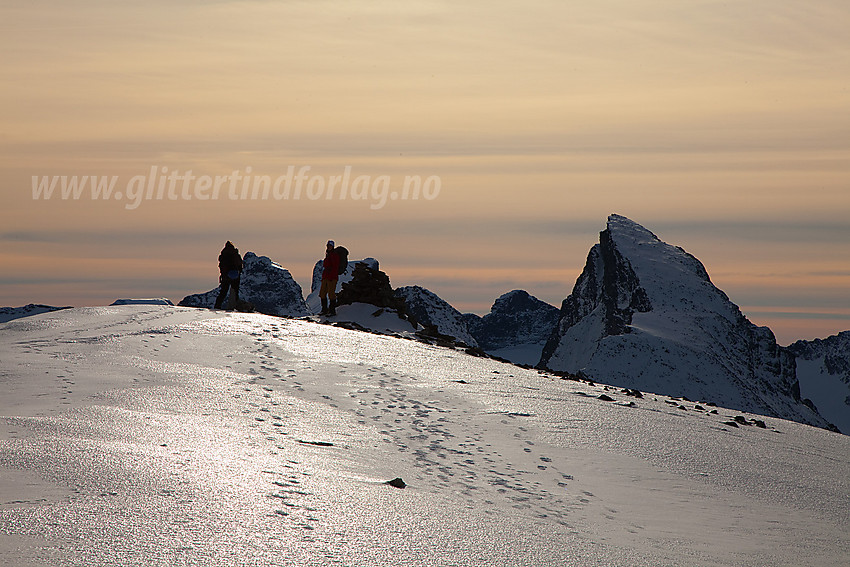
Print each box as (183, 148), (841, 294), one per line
(540, 214), (832, 430)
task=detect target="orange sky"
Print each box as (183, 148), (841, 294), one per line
(1, 0), (848, 345)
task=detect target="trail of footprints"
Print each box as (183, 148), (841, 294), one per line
(343, 374), (580, 525)
(229, 326), (586, 533)
(214, 328), (317, 535)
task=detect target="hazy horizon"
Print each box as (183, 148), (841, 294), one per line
(2, 0), (848, 345)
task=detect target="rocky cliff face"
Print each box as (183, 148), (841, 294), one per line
(788, 331), (850, 433)
(464, 290), (559, 365)
(394, 285), (478, 346)
(179, 252), (308, 317)
(540, 214), (832, 430)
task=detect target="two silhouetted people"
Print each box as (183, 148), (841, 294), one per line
(213, 239), (346, 315)
(215, 241), (243, 310)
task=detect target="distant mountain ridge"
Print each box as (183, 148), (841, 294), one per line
(539, 214), (834, 431)
(466, 290), (560, 351)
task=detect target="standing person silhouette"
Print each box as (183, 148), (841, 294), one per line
(319, 240), (340, 316)
(215, 241), (243, 310)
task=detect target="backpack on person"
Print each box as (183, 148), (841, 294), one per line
(335, 246), (349, 275)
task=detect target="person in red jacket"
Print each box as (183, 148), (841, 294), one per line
(320, 240), (340, 315)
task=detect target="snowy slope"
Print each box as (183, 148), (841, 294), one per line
(789, 331), (850, 434)
(541, 215), (831, 430)
(1, 305), (848, 566)
(327, 302), (417, 334)
(180, 252), (308, 317)
(394, 285), (478, 346)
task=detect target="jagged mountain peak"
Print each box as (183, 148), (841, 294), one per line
(540, 215), (832, 430)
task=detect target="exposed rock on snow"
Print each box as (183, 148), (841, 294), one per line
(789, 331), (850, 434)
(465, 290), (560, 365)
(179, 252), (308, 317)
(385, 478), (407, 489)
(395, 285), (478, 346)
(0, 304), (72, 324)
(540, 214), (833, 431)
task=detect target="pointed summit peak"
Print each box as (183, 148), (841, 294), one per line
(606, 214), (663, 247)
(603, 214), (712, 293)
(607, 213), (640, 227)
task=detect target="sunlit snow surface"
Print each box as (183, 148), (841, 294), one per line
(1, 306), (848, 566)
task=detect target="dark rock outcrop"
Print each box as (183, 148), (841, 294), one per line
(336, 262), (407, 313)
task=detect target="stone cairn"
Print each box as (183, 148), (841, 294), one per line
(336, 262), (408, 313)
